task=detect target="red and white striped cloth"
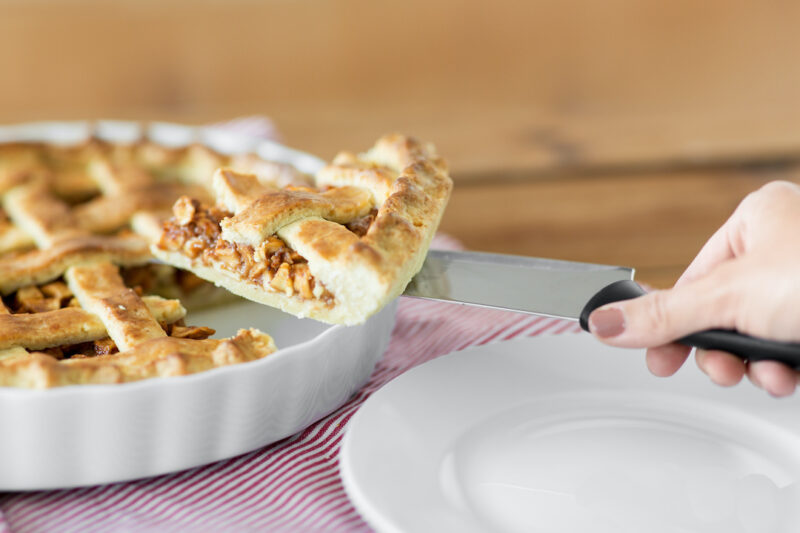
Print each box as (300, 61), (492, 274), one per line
(0, 291), (580, 533)
(0, 119), (583, 532)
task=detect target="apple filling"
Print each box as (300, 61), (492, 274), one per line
(157, 198), (337, 304)
(2, 280), (213, 359)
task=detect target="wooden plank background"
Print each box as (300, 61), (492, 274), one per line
(2, 0), (799, 286)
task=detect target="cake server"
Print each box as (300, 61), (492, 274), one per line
(404, 249), (800, 368)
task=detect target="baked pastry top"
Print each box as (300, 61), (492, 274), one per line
(0, 262), (275, 388)
(152, 134), (453, 325)
(0, 131), (450, 388)
(0, 136), (300, 388)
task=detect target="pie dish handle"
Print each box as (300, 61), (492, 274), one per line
(578, 279), (800, 370)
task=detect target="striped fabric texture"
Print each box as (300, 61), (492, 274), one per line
(0, 296), (581, 532)
(0, 119), (583, 532)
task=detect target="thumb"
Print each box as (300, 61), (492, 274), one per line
(587, 261), (741, 349)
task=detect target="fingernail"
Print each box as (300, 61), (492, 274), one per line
(589, 307), (625, 338)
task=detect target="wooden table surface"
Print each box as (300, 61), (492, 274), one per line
(3, 0), (799, 288)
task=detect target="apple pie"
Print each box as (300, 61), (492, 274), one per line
(0, 130), (450, 388)
(0, 134), (305, 388)
(152, 134), (452, 325)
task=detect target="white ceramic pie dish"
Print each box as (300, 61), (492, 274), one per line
(0, 120), (396, 490)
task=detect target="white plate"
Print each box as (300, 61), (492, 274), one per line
(341, 333), (800, 533)
(0, 120), (396, 491)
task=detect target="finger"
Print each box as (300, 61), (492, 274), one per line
(676, 181), (800, 288)
(638, 282), (656, 292)
(675, 217), (739, 287)
(645, 343), (691, 377)
(747, 361), (797, 397)
(588, 260), (741, 348)
(695, 349), (746, 387)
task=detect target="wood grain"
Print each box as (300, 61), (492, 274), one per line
(1, 0), (799, 176)
(439, 166), (800, 287)
(2, 0), (799, 291)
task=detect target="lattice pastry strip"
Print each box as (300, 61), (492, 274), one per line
(0, 235), (150, 295)
(0, 328), (274, 389)
(0, 144), (48, 195)
(220, 185), (374, 246)
(0, 182), (151, 293)
(0, 219), (34, 255)
(4, 181), (87, 247)
(0, 149), (217, 294)
(75, 183), (212, 234)
(314, 134), (438, 205)
(77, 157), (215, 234)
(212, 168), (276, 213)
(0, 137), (314, 294)
(0, 294), (183, 352)
(0, 132), (300, 388)
(65, 262), (169, 351)
(0, 298), (20, 361)
(88, 157), (157, 196)
(152, 134), (452, 325)
(0, 261), (276, 388)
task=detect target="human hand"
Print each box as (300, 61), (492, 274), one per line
(587, 180), (800, 397)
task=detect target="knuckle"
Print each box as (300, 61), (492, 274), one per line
(642, 290), (673, 339)
(710, 276), (741, 325)
(743, 181), (799, 212)
(637, 280), (739, 343)
(713, 261), (770, 334)
(758, 180), (798, 197)
(741, 180), (797, 209)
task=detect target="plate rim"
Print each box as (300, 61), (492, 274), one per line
(339, 332), (800, 532)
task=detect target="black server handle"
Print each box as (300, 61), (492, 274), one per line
(579, 280), (800, 369)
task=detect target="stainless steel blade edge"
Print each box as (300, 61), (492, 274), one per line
(404, 250), (635, 320)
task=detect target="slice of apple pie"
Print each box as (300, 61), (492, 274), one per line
(152, 135), (452, 325)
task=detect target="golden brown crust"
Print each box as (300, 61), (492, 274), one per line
(0, 130), (294, 388)
(0, 295), (184, 351)
(0, 144), (48, 194)
(66, 262), (167, 351)
(293, 218), (363, 261)
(0, 328), (275, 388)
(74, 183), (213, 234)
(213, 168), (275, 213)
(0, 179), (157, 293)
(153, 134), (453, 325)
(0, 235), (151, 294)
(220, 185), (373, 246)
(0, 130), (447, 386)
(0, 259), (277, 388)
(4, 181), (86, 247)
(0, 223), (34, 254)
